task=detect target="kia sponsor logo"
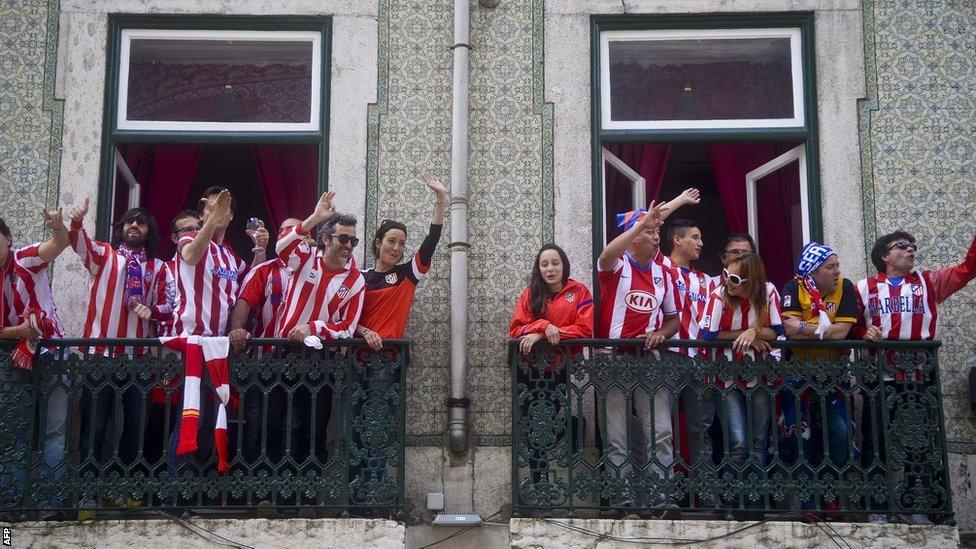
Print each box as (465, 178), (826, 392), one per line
(625, 290), (659, 313)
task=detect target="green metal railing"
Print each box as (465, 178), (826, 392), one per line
(510, 339), (954, 524)
(0, 338), (407, 520)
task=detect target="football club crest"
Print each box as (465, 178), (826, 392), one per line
(565, 293), (576, 303)
(826, 302), (836, 314)
(308, 270), (317, 280)
(912, 284), (924, 297)
(337, 286), (348, 298)
(782, 295), (792, 307)
(653, 276), (663, 285)
(385, 272), (398, 285)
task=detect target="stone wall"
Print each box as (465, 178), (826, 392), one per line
(0, 518), (404, 548)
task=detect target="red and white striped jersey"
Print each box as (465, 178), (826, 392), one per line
(173, 235), (245, 337)
(700, 282), (784, 365)
(2, 245), (64, 337)
(658, 253), (718, 355)
(855, 271), (939, 341)
(237, 258), (291, 339)
(275, 225), (365, 340)
(597, 252), (680, 339)
(68, 223), (168, 354)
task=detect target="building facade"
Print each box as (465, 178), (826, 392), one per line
(2, 0), (974, 541)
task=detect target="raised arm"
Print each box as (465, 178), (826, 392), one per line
(928, 232), (976, 303)
(298, 191), (336, 234)
(181, 189), (231, 266)
(37, 207), (70, 263)
(66, 199), (108, 273)
(597, 201), (665, 272)
(657, 188), (700, 223)
(416, 173), (448, 267)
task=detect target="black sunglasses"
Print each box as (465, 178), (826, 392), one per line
(330, 234), (360, 247)
(888, 241), (917, 253)
(176, 225), (201, 235)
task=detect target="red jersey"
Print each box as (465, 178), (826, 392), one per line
(360, 223), (441, 340)
(509, 278), (594, 339)
(597, 252), (680, 339)
(276, 225), (365, 340)
(2, 245), (64, 337)
(69, 222), (168, 354)
(657, 252), (718, 356)
(855, 235), (976, 341)
(173, 235), (245, 337)
(237, 258), (291, 339)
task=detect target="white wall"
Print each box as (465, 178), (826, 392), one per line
(52, 0), (378, 335)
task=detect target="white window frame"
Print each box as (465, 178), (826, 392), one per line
(600, 28), (805, 131)
(745, 144), (809, 249)
(117, 29), (322, 132)
(600, 146), (646, 246)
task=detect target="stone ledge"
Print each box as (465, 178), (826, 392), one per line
(0, 518), (404, 549)
(510, 518), (960, 549)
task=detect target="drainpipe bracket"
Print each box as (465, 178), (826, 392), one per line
(446, 397), (471, 408)
(448, 241), (472, 249)
(449, 43), (473, 51)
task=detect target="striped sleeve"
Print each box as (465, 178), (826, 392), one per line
(276, 225), (311, 272)
(68, 221), (109, 274)
(699, 289), (725, 341)
(13, 245), (47, 273)
(311, 282), (365, 340)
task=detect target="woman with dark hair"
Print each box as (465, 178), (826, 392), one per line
(509, 243), (594, 353)
(509, 244), (593, 506)
(699, 252), (784, 475)
(356, 173), (447, 349)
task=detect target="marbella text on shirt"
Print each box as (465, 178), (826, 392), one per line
(866, 292), (927, 317)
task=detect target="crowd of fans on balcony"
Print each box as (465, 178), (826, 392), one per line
(0, 181), (973, 523)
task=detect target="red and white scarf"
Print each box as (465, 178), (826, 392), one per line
(160, 336), (231, 473)
(11, 310), (55, 370)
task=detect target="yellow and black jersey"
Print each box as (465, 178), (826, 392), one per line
(781, 276), (858, 359)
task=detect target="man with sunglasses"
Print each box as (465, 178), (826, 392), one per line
(275, 191), (365, 471)
(856, 230), (976, 524)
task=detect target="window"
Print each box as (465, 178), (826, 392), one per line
(99, 17), (330, 257)
(593, 15), (819, 288)
(117, 29), (322, 132)
(600, 28), (804, 130)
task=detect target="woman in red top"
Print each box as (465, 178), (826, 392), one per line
(509, 244), (593, 503)
(509, 244), (594, 354)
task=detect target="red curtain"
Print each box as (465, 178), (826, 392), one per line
(706, 142), (801, 287)
(604, 144), (671, 239)
(250, 146), (319, 232)
(120, 145), (204, 257)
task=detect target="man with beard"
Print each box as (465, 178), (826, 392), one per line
(66, 200), (168, 515)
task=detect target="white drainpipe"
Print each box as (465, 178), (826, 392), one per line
(447, 0), (471, 454)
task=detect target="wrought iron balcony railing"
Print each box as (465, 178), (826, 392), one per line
(0, 338), (407, 520)
(509, 338), (953, 524)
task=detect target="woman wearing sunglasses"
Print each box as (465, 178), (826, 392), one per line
(699, 252), (784, 475)
(355, 173), (447, 350)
